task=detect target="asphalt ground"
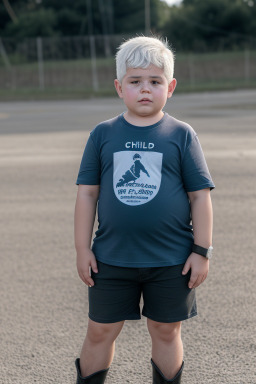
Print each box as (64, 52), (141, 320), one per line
(0, 90), (256, 383)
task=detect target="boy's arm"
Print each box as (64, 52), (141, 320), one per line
(182, 188), (213, 289)
(74, 184), (100, 287)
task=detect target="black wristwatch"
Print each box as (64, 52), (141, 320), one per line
(192, 244), (213, 259)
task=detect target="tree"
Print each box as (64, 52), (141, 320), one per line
(4, 8), (57, 39)
(0, 0), (168, 38)
(2, 0), (255, 48)
(2, 0), (17, 22)
(113, 0), (163, 34)
(162, 0), (256, 51)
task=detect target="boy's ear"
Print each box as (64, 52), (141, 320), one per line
(114, 79), (123, 98)
(167, 78), (177, 98)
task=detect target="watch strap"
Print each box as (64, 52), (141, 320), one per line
(192, 244), (208, 257)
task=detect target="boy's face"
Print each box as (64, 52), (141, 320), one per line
(114, 65), (176, 124)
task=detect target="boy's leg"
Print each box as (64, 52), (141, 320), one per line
(147, 319), (183, 380)
(142, 264), (196, 381)
(79, 319), (124, 377)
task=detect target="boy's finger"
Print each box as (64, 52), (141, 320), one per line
(192, 276), (202, 289)
(182, 262), (190, 275)
(197, 274), (207, 287)
(91, 258), (98, 273)
(188, 274), (198, 289)
(86, 276), (95, 287)
(80, 271), (94, 287)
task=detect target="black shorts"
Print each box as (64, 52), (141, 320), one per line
(88, 261), (197, 324)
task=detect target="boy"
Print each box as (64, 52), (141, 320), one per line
(74, 36), (214, 383)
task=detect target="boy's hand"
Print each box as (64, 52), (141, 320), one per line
(76, 249), (98, 287)
(182, 252), (209, 289)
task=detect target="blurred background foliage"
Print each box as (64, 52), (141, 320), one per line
(0, 0), (256, 99)
(1, 0), (255, 50)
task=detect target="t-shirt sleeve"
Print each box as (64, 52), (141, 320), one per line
(76, 135), (101, 185)
(181, 135), (215, 192)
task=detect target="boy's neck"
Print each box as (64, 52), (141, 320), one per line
(123, 110), (164, 127)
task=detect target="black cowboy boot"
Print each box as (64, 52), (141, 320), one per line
(75, 358), (109, 384)
(151, 359), (184, 383)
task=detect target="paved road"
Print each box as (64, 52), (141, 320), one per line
(1, 91), (256, 383)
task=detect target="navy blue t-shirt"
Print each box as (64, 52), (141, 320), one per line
(76, 113), (215, 267)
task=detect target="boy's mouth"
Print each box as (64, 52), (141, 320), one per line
(138, 98), (152, 103)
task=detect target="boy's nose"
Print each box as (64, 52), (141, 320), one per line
(140, 83), (150, 92)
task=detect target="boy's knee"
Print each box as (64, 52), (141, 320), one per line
(87, 320), (123, 344)
(147, 319), (181, 343)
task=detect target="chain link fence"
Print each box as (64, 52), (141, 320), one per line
(0, 35), (256, 96)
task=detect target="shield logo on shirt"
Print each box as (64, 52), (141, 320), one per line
(113, 151), (163, 206)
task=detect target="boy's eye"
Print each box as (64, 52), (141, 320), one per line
(152, 80), (159, 85)
(131, 80), (139, 84)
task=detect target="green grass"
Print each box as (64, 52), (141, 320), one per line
(0, 87), (117, 101)
(176, 50), (256, 62)
(0, 56), (115, 70)
(0, 50), (255, 101)
(176, 78), (256, 93)
(1, 80), (256, 102)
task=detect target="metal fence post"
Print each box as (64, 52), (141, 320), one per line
(89, 35), (99, 92)
(86, 0), (99, 92)
(37, 36), (45, 91)
(244, 49), (250, 83)
(0, 37), (11, 69)
(145, 0), (151, 35)
(188, 53), (195, 89)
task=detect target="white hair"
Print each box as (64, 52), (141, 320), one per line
(116, 36), (175, 83)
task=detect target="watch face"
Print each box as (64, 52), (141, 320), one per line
(206, 246), (213, 259)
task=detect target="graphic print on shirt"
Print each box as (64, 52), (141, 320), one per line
(113, 151), (163, 206)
